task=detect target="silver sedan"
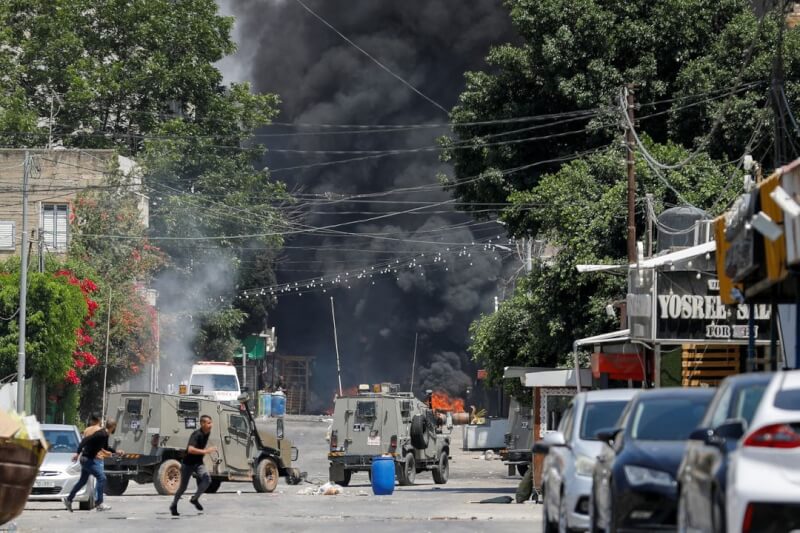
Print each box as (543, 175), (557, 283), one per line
(540, 389), (637, 532)
(28, 424), (96, 510)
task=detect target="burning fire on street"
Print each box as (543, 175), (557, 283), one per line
(430, 390), (465, 413)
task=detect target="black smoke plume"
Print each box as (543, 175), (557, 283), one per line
(217, 0), (515, 409)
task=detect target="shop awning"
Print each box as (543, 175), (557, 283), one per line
(572, 329), (631, 392)
(524, 368), (593, 388)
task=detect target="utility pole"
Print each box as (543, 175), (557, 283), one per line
(330, 297), (343, 397)
(409, 332), (418, 393)
(524, 238), (533, 273)
(625, 84), (637, 264)
(16, 152), (30, 414)
(101, 289), (112, 422)
(645, 193), (655, 257)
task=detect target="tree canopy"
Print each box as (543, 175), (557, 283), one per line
(0, 0), (289, 369)
(442, 0), (799, 219)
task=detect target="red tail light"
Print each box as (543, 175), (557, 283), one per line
(330, 430), (338, 450)
(742, 503), (754, 533)
(743, 423), (800, 448)
(389, 435), (397, 451)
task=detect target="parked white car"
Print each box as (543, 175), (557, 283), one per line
(28, 424), (96, 510)
(727, 370), (800, 532)
(540, 388), (637, 533)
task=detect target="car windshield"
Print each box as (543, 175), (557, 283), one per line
(191, 373), (239, 392)
(44, 429), (79, 451)
(580, 401), (629, 440)
(630, 397), (710, 441)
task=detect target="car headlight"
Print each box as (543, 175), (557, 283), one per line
(66, 462), (82, 475)
(575, 454), (595, 477)
(624, 465), (675, 488)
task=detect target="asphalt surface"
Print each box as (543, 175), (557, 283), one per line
(10, 415), (543, 532)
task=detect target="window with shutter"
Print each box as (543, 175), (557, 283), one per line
(41, 204), (69, 251)
(0, 221), (14, 250)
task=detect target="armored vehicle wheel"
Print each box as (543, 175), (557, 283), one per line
(104, 477), (129, 496)
(206, 479), (222, 493)
(432, 453), (449, 484)
(517, 464), (529, 477)
(410, 415), (429, 449)
(253, 457), (279, 493)
(397, 453), (416, 486)
(338, 469), (352, 486)
(154, 459), (182, 495)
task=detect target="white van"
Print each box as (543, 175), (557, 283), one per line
(188, 361), (241, 403)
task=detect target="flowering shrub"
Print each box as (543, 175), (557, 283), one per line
(55, 269), (100, 384)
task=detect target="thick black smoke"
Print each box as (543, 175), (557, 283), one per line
(217, 0), (516, 409)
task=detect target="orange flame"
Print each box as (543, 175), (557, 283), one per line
(430, 390), (465, 413)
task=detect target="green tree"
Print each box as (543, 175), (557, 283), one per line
(468, 142), (739, 387)
(442, 0), (798, 214)
(0, 259), (89, 385)
(1, 0), (289, 359)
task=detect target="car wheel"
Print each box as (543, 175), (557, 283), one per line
(396, 453), (416, 486)
(338, 469), (352, 487)
(78, 487), (96, 511)
(104, 477), (129, 496)
(711, 487), (726, 533)
(153, 460), (182, 496)
(253, 457), (279, 493)
(432, 452), (449, 484)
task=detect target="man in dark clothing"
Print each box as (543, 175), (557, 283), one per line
(170, 414), (217, 517)
(64, 419), (121, 512)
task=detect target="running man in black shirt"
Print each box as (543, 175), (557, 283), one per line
(170, 414), (217, 516)
(64, 419), (122, 512)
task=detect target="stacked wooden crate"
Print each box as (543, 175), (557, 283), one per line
(681, 345), (740, 387)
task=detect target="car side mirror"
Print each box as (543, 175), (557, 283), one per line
(689, 427), (712, 441)
(714, 419), (746, 441)
(595, 427), (621, 446)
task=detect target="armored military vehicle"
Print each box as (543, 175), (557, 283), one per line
(328, 385), (458, 486)
(501, 396), (533, 476)
(102, 391), (301, 496)
(500, 367), (536, 476)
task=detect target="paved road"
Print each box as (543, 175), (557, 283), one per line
(11, 416), (543, 532)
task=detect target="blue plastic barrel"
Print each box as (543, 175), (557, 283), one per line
(271, 391), (286, 417)
(258, 392), (272, 417)
(371, 456), (395, 495)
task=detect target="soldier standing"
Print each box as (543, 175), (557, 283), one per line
(170, 414), (217, 516)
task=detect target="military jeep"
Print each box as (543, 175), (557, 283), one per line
(328, 386), (452, 486)
(102, 391), (301, 495)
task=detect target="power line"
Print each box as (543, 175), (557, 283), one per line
(291, 0), (448, 115)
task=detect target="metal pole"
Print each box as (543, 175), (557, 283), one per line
(525, 237), (532, 273)
(625, 85), (637, 264)
(409, 332), (418, 392)
(242, 345), (247, 391)
(573, 341), (582, 393)
(748, 302), (756, 372)
(645, 193), (654, 257)
(654, 344), (661, 388)
(16, 151), (30, 414)
(101, 288), (112, 421)
(330, 297), (343, 396)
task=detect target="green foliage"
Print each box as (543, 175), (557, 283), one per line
(1, 0), (289, 367)
(0, 260), (88, 385)
(443, 0), (799, 212)
(468, 143), (739, 390)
